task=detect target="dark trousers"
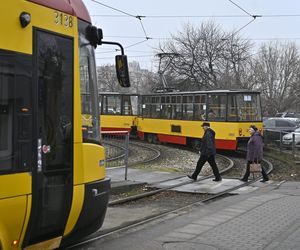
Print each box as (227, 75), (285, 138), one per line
(192, 154), (221, 180)
(242, 160), (269, 181)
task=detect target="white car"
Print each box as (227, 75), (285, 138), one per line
(282, 127), (300, 147)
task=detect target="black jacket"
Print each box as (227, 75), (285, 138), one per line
(200, 128), (216, 156)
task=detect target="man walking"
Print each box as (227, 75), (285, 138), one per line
(187, 122), (222, 181)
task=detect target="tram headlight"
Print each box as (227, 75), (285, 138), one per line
(11, 240), (19, 247)
(20, 12), (31, 28)
(239, 128), (242, 136)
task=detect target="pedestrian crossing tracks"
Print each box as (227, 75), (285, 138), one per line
(107, 167), (273, 195)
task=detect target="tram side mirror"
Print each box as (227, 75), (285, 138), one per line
(115, 55), (130, 87)
(85, 25), (102, 48)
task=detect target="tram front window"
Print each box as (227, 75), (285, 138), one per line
(236, 93), (262, 121)
(79, 20), (100, 143)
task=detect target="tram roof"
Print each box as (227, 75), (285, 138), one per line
(142, 90), (261, 96)
(98, 92), (139, 96)
(97, 90), (260, 96)
(27, 0), (91, 23)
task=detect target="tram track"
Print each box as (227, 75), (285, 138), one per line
(108, 152), (233, 205)
(108, 151), (272, 206)
(66, 151), (273, 250)
(129, 141), (161, 166)
(104, 140), (161, 167)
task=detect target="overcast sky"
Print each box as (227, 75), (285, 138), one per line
(83, 0), (300, 71)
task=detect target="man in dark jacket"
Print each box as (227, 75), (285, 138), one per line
(187, 122), (222, 181)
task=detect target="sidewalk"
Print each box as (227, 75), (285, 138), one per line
(91, 174), (300, 250)
(155, 181), (300, 250)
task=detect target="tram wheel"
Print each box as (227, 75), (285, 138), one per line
(189, 138), (201, 150)
(146, 134), (153, 143)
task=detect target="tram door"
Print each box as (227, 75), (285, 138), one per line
(24, 30), (74, 246)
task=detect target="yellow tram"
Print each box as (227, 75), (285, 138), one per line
(138, 90), (263, 150)
(0, 0), (129, 249)
(98, 92), (139, 134)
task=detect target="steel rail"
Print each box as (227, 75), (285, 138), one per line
(109, 153), (233, 205)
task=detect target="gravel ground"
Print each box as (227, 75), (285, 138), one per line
(129, 142), (230, 176)
(129, 142), (300, 181)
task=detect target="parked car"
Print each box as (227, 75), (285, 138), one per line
(263, 117), (298, 131)
(275, 112), (300, 124)
(263, 118), (298, 143)
(282, 127), (300, 147)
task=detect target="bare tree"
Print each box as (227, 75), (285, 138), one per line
(128, 61), (159, 94)
(220, 37), (253, 89)
(97, 61), (158, 94)
(156, 21), (253, 90)
(252, 42), (300, 115)
(97, 64), (120, 92)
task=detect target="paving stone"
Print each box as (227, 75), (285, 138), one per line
(193, 195), (300, 249)
(176, 224), (212, 235)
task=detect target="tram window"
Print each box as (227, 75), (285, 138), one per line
(182, 95), (193, 120)
(130, 95), (138, 115)
(151, 104), (161, 118)
(144, 96), (151, 103)
(172, 104), (182, 119)
(161, 95), (172, 119)
(141, 96), (150, 117)
(236, 94), (262, 121)
(227, 94), (238, 121)
(98, 95), (102, 113)
(194, 95), (206, 121)
(152, 96), (160, 103)
(103, 95), (121, 114)
(0, 101), (12, 171)
(81, 94), (91, 113)
(183, 104), (193, 120)
(170, 95), (182, 120)
(142, 103), (151, 117)
(0, 53), (32, 173)
(161, 104), (172, 119)
(122, 95), (132, 115)
(208, 94), (226, 121)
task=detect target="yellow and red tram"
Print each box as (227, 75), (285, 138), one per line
(137, 90), (263, 150)
(99, 92), (139, 134)
(0, 1), (129, 249)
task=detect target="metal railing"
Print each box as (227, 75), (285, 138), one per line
(263, 128), (300, 159)
(101, 131), (130, 180)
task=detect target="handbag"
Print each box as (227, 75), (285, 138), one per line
(249, 161), (262, 173)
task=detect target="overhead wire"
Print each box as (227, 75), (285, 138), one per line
(88, 0), (300, 64)
(125, 39), (150, 49)
(226, 0), (262, 37)
(97, 35), (300, 41)
(88, 0), (151, 47)
(89, 0), (299, 46)
(90, 0), (136, 18)
(228, 0), (253, 17)
(232, 18), (257, 36)
(90, 14), (300, 18)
